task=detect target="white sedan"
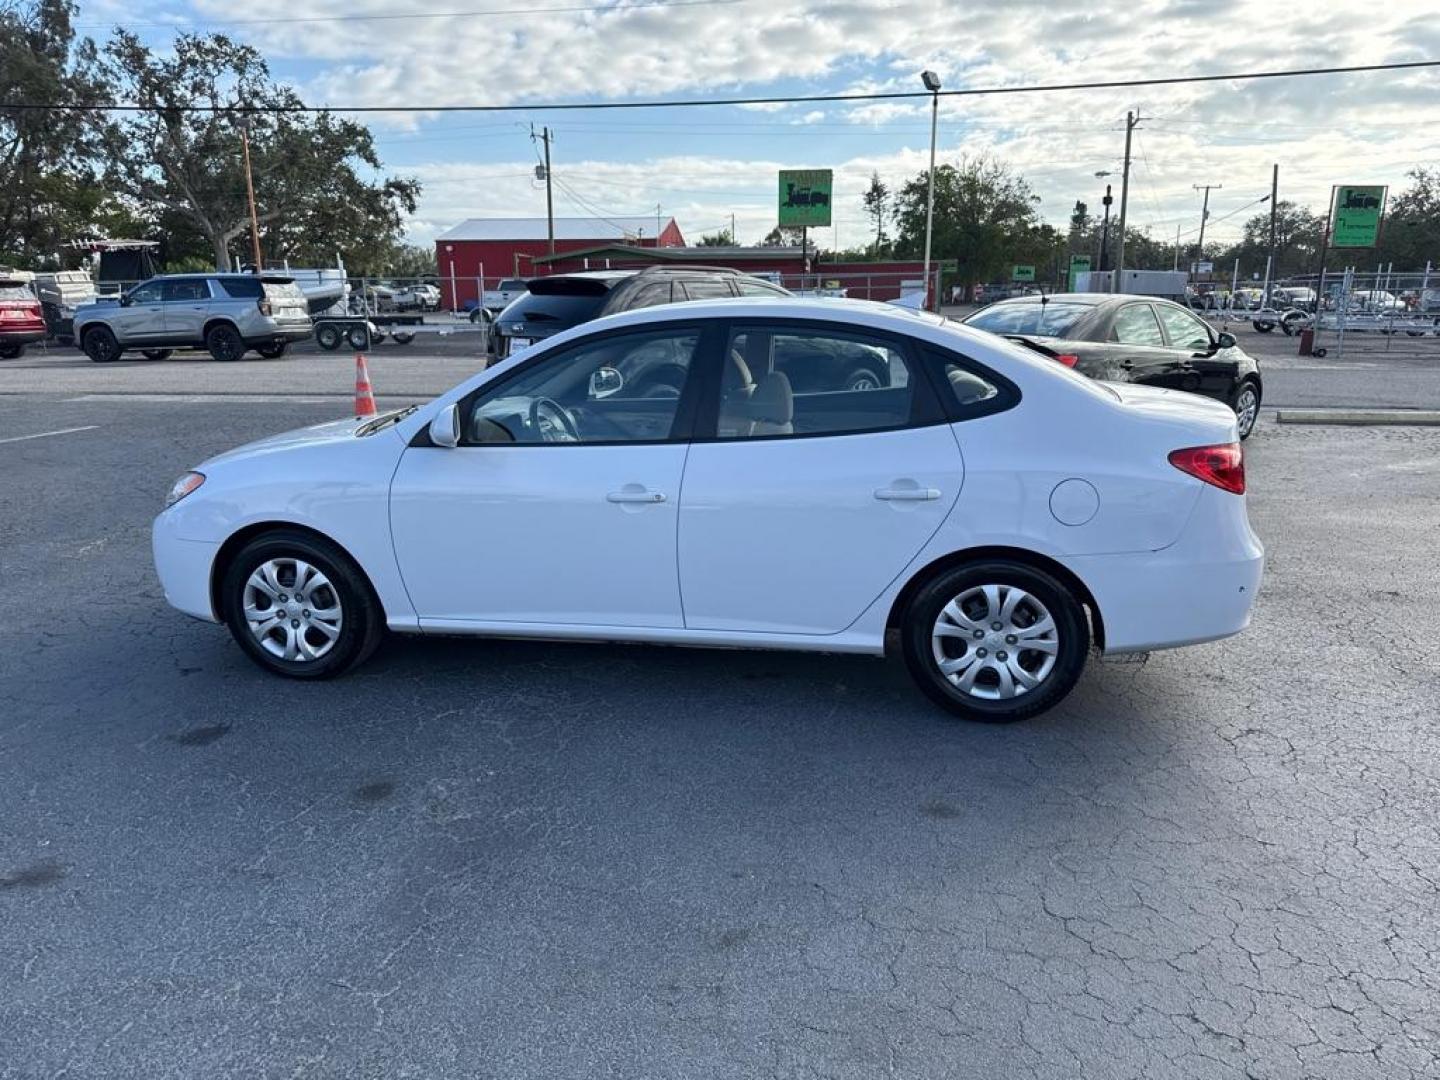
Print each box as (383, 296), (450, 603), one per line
(154, 298), (1263, 722)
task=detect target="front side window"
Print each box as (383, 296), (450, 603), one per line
(127, 281), (162, 304)
(738, 279), (787, 297)
(1110, 304), (1166, 346)
(1153, 304), (1214, 350)
(717, 327), (913, 439)
(465, 328), (700, 445)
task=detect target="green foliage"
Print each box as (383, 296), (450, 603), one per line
(1376, 168), (1440, 269)
(92, 30), (419, 271)
(697, 228), (734, 247)
(891, 155), (1046, 285)
(862, 171), (889, 256)
(760, 225), (806, 247)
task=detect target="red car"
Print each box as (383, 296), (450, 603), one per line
(0, 279), (46, 360)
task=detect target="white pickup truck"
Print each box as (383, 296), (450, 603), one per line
(472, 277), (528, 321)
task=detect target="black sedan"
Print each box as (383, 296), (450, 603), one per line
(963, 292), (1262, 438)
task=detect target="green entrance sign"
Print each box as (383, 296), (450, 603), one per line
(1067, 254), (1091, 291)
(1331, 185), (1387, 248)
(1012, 264), (1036, 282)
(778, 169), (834, 228)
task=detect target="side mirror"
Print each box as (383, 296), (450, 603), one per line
(119, 294), (132, 307)
(589, 366), (624, 398)
(1216, 331), (1237, 350)
(429, 403), (461, 448)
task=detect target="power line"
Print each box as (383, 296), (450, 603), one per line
(13, 59), (1439, 114)
(74, 0), (742, 30)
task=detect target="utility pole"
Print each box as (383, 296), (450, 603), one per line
(533, 126), (555, 256)
(656, 203), (662, 244)
(921, 70), (942, 310)
(1113, 110), (1146, 291)
(239, 117), (263, 273)
(1173, 222), (1181, 271)
(1193, 183), (1222, 269)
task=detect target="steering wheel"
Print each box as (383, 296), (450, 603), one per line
(529, 396), (581, 443)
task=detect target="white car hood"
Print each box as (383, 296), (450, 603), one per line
(200, 416), (373, 469)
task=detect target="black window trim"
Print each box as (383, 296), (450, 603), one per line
(687, 317), (951, 445)
(921, 342), (1022, 423)
(410, 318), (723, 449)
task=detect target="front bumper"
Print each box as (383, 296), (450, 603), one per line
(153, 512), (221, 622)
(1066, 486), (1264, 654)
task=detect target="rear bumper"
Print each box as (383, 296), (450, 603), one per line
(153, 513), (221, 623)
(247, 325), (312, 345)
(0, 327), (47, 347)
(1066, 487), (1264, 654)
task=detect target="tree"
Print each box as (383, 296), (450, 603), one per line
(1377, 168), (1440, 269)
(698, 228), (734, 247)
(760, 225), (805, 247)
(862, 171), (889, 255)
(0, 0), (115, 266)
(93, 31), (419, 271)
(891, 155), (1043, 286)
(1213, 201), (1323, 278)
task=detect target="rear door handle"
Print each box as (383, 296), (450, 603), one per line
(606, 489), (666, 504)
(875, 486), (941, 501)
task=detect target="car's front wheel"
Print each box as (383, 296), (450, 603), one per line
(1233, 379), (1260, 440)
(901, 561), (1089, 722)
(83, 326), (121, 363)
(206, 323), (246, 362)
(220, 530), (385, 679)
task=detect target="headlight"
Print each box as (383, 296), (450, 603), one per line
(165, 471), (205, 508)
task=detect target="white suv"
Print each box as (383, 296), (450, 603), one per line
(73, 274), (312, 363)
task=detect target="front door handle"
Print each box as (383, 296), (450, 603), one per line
(875, 485), (941, 502)
(606, 489), (666, 504)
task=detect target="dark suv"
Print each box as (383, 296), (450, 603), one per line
(490, 267), (789, 361)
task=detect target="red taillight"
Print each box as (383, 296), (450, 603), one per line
(1169, 442), (1245, 495)
(1053, 353), (1079, 367)
(0, 303), (39, 321)
(257, 298), (272, 316)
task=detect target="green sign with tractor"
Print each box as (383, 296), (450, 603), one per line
(1012, 265), (1036, 282)
(1330, 185), (1387, 248)
(778, 169), (834, 228)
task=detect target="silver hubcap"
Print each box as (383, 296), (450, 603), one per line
(849, 373), (879, 390)
(931, 584), (1059, 700)
(242, 558), (343, 661)
(1236, 388), (1258, 434)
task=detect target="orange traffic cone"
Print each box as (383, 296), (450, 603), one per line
(354, 354), (377, 419)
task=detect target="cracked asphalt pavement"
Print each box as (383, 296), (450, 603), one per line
(1, 374), (1437, 1078)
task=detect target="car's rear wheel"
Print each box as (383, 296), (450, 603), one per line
(141, 349), (173, 361)
(316, 323), (342, 351)
(0, 344), (23, 360)
(83, 326), (121, 363)
(256, 342), (290, 359)
(220, 530), (384, 679)
(206, 323), (245, 362)
(901, 561), (1089, 722)
(1233, 379), (1260, 440)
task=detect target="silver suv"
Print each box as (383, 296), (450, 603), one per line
(73, 274), (312, 363)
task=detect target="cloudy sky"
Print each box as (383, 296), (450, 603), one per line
(72, 0), (1440, 253)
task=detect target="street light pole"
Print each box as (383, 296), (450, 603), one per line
(239, 117), (263, 273)
(921, 70), (941, 311)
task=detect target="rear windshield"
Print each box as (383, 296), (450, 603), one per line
(0, 284), (32, 301)
(499, 291), (605, 328)
(498, 279), (526, 290)
(966, 300), (1093, 337)
(261, 280), (304, 299)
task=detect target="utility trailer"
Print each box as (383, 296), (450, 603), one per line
(312, 313), (425, 351)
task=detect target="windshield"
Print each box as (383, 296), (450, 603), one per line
(965, 300), (1093, 338)
(497, 290), (606, 331)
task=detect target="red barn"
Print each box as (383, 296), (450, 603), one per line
(435, 216), (684, 310)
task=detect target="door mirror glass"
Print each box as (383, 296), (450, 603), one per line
(589, 365), (624, 398)
(1216, 331), (1237, 350)
(429, 403), (460, 447)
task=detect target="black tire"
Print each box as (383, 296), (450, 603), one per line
(0, 344), (22, 360)
(220, 530), (385, 680)
(256, 342), (290, 359)
(346, 325), (370, 350)
(390, 330), (415, 345)
(83, 326), (121, 363)
(900, 560), (1089, 723)
(842, 365), (887, 391)
(1252, 321), (1273, 333)
(141, 349), (173, 361)
(1233, 378), (1261, 441)
(206, 323), (245, 362)
(316, 324), (342, 351)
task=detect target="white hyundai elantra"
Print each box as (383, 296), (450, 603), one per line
(154, 298), (1263, 722)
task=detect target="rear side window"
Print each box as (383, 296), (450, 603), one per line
(1110, 304), (1166, 346)
(681, 279), (733, 301)
(218, 277), (264, 299)
(738, 279), (787, 297)
(966, 300), (1092, 337)
(626, 282), (673, 309)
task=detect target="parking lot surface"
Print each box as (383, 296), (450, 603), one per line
(2, 368), (1438, 1078)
